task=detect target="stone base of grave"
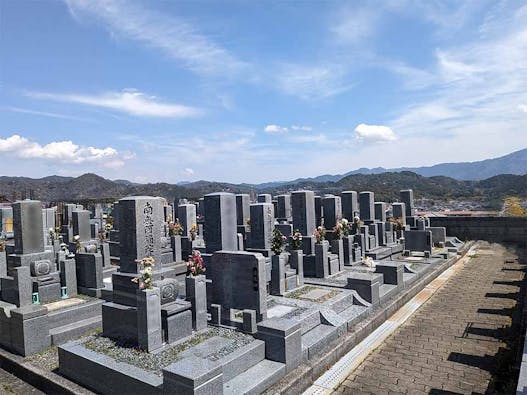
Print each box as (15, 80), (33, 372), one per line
(58, 327), (287, 395)
(0, 297), (103, 356)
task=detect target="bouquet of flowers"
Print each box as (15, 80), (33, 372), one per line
(291, 229), (303, 250)
(364, 256), (376, 269)
(73, 235), (82, 253)
(189, 224), (198, 241)
(388, 217), (405, 231)
(341, 218), (352, 236)
(131, 256), (155, 289)
(271, 228), (287, 255)
(353, 215), (362, 234)
(98, 230), (106, 242)
(168, 219), (184, 236)
(314, 226), (326, 244)
(187, 250), (206, 276)
(333, 220), (345, 240)
(104, 223), (113, 232)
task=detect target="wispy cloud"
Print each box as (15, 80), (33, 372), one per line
(264, 124), (312, 133)
(4, 106), (87, 121)
(274, 63), (354, 100)
(0, 134), (132, 168)
(66, 0), (247, 77)
(26, 89), (200, 118)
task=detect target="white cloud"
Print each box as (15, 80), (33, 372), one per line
(264, 125), (289, 133)
(66, 0), (246, 77)
(183, 168), (194, 175)
(264, 124), (313, 133)
(519, 104), (527, 113)
(354, 124), (397, 142)
(26, 90), (200, 118)
(0, 134), (130, 167)
(291, 125), (313, 131)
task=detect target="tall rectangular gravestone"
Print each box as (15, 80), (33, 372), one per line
(204, 193), (237, 253)
(235, 194), (250, 226)
(118, 196), (163, 273)
(374, 202), (387, 222)
(359, 192), (375, 222)
(209, 251), (267, 321)
(392, 202), (406, 224)
(341, 191), (358, 220)
(249, 203), (274, 250)
(72, 210), (92, 242)
(291, 191), (316, 236)
(322, 195), (342, 229)
(400, 189), (415, 217)
(177, 204), (197, 238)
(276, 195), (292, 221)
(13, 200), (44, 255)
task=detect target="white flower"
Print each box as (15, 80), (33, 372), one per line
(73, 235), (80, 241)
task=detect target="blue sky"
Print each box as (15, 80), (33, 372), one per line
(1, 0), (527, 183)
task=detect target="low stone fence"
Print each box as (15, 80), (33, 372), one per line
(430, 216), (527, 247)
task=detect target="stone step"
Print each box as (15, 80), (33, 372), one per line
(49, 315), (101, 345)
(47, 299), (103, 329)
(301, 323), (340, 360)
(223, 359), (286, 395)
(217, 339), (266, 382)
(295, 309), (321, 334)
(326, 291), (354, 314)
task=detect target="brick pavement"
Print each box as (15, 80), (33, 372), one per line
(335, 243), (525, 395)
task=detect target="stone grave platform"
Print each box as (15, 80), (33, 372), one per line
(59, 326), (286, 394)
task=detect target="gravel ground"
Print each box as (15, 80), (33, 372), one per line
(0, 367), (44, 395)
(83, 326), (254, 376)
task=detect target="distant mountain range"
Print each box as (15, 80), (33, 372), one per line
(0, 148), (525, 206)
(232, 147), (527, 189)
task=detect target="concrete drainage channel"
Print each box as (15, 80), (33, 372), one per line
(303, 245), (478, 394)
(264, 242), (475, 395)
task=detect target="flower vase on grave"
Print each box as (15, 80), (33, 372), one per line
(330, 238), (344, 271)
(271, 253), (287, 296)
(136, 287), (162, 352)
(185, 275), (207, 331)
(289, 250), (304, 287)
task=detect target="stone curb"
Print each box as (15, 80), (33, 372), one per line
(0, 347), (94, 395)
(265, 242), (474, 395)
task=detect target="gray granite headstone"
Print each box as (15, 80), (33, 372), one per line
(322, 195), (342, 228)
(359, 192), (375, 222)
(257, 194), (272, 203)
(13, 200), (44, 255)
(291, 190), (316, 236)
(400, 189), (415, 217)
(204, 193), (237, 253)
(118, 196), (164, 273)
(341, 191), (359, 220)
(209, 251), (267, 321)
(235, 194), (250, 226)
(249, 203), (274, 250)
(276, 195), (292, 220)
(374, 202), (387, 222)
(72, 210), (91, 242)
(177, 204), (197, 238)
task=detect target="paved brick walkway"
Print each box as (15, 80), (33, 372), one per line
(335, 243), (525, 395)
(0, 367), (43, 395)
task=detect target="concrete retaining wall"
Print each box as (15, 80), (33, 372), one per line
(430, 216), (527, 246)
